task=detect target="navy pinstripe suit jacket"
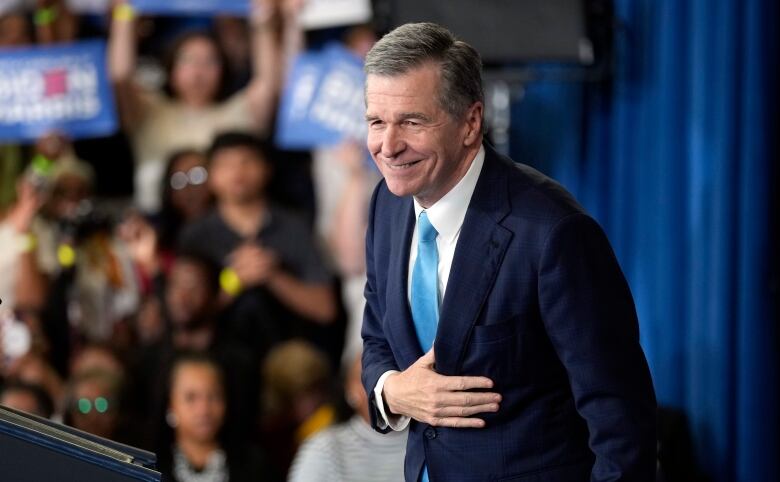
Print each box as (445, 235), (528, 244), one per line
(361, 143), (657, 481)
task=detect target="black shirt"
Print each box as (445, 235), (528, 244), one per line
(178, 205), (331, 285)
(177, 206), (341, 363)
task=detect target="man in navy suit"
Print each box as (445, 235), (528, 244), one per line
(361, 22), (657, 481)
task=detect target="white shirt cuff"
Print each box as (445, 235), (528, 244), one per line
(374, 370), (411, 431)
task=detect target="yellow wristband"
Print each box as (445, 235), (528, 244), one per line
(58, 243), (76, 268)
(219, 267), (243, 297)
(113, 3), (136, 22)
(20, 233), (37, 253)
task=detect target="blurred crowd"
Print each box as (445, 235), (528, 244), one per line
(0, 0), (403, 480)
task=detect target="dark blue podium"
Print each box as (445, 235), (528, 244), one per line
(0, 405), (161, 481)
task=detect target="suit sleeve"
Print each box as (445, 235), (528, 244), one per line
(538, 213), (657, 482)
(361, 182), (401, 433)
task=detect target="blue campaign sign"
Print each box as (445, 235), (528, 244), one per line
(0, 40), (118, 142)
(276, 44), (367, 150)
(131, 0), (249, 15)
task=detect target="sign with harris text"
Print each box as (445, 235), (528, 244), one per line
(276, 43), (367, 150)
(0, 40), (117, 142)
(130, 0), (248, 15)
(129, 0), (371, 29)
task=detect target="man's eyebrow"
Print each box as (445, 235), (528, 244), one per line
(397, 112), (433, 122)
(364, 112), (434, 123)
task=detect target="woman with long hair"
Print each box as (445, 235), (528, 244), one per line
(108, 0), (302, 212)
(158, 352), (277, 481)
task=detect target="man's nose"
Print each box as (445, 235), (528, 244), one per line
(380, 125), (406, 159)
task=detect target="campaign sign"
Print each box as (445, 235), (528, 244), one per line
(276, 44), (367, 150)
(130, 0), (370, 25)
(131, 0), (249, 16)
(0, 40), (117, 142)
(300, 0), (372, 29)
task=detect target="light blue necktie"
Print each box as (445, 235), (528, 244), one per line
(411, 211), (438, 482)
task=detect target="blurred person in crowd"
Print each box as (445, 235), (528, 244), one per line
(29, 149), (139, 358)
(288, 351), (406, 482)
(0, 4), (31, 48)
(178, 132), (338, 359)
(117, 149), (212, 300)
(1, 133), (130, 309)
(109, 0), (300, 212)
(131, 292), (165, 348)
(304, 23), (378, 241)
(117, 149), (210, 347)
(157, 149), (213, 251)
(117, 211), (167, 346)
(4, 352), (64, 417)
(0, 141), (139, 371)
(0, 125), (76, 316)
(126, 253), (260, 448)
(314, 142), (379, 367)
(0, 304), (50, 379)
(0, 177), (48, 312)
(259, 339), (335, 477)
(305, 25), (379, 366)
(0, 380), (55, 418)
(158, 352), (278, 482)
(63, 368), (125, 440)
(70, 343), (126, 380)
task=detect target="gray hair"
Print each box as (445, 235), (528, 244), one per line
(364, 22), (484, 120)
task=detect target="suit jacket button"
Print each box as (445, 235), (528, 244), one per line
(424, 428), (437, 439)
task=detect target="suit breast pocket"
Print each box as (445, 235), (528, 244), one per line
(461, 314), (527, 388)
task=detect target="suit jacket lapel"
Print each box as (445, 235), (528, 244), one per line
(434, 145), (513, 376)
(384, 197), (424, 369)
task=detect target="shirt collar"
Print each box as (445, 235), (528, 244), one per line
(413, 144), (485, 243)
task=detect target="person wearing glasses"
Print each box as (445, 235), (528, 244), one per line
(108, 0), (300, 213)
(178, 132), (338, 362)
(63, 369), (124, 441)
(117, 149), (212, 288)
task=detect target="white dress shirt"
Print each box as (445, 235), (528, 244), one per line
(373, 145), (486, 430)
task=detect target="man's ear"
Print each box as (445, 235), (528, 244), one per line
(463, 101), (484, 147)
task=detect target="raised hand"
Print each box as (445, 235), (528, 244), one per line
(117, 213), (159, 274)
(251, 0), (276, 26)
(6, 179), (45, 233)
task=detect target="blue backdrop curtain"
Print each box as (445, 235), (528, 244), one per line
(508, 1), (778, 480)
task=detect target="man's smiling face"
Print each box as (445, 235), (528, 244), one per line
(365, 62), (479, 208)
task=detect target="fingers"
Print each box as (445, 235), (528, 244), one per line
(232, 249), (276, 270)
(413, 351), (494, 392)
(433, 403), (500, 418)
(425, 389), (501, 422)
(428, 416), (487, 429)
(416, 347), (435, 367)
(441, 375), (494, 391)
(435, 390), (502, 408)
(231, 246), (278, 286)
(230, 245), (267, 268)
(396, 350), (501, 430)
(232, 243), (275, 258)
(424, 395), (500, 427)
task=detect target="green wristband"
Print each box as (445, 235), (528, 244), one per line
(34, 6), (59, 27)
